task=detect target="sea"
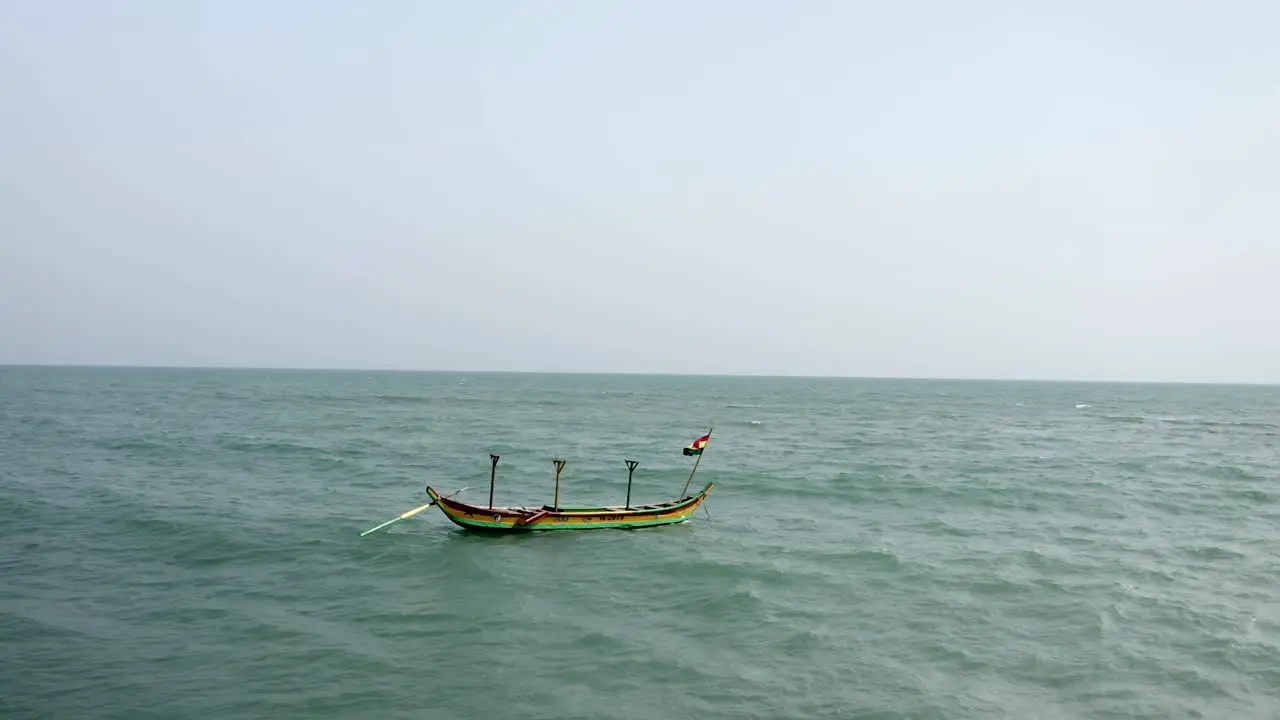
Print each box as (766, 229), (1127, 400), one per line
(2, 366), (1278, 719)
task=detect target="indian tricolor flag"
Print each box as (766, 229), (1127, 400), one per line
(683, 432), (711, 456)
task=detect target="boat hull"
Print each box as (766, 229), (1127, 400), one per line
(425, 482), (714, 533)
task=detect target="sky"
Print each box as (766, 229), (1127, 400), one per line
(1, 1), (1278, 382)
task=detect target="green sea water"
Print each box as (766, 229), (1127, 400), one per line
(2, 367), (1279, 719)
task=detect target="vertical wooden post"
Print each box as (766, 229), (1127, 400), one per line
(553, 458), (566, 511)
(488, 453), (500, 509)
(625, 460), (639, 509)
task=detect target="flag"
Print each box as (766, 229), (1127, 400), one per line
(683, 432), (710, 456)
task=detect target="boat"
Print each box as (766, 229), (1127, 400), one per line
(361, 430), (716, 536)
(424, 480), (714, 533)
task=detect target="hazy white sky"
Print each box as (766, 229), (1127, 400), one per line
(2, 1), (1277, 382)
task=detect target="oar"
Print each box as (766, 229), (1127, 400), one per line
(360, 487), (468, 536)
(360, 503), (433, 536)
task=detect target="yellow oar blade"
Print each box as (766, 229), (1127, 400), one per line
(360, 502), (433, 536)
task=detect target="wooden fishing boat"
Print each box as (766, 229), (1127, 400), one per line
(424, 480), (714, 532)
(361, 430), (716, 536)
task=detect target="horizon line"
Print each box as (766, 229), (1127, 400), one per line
(1, 361), (1276, 388)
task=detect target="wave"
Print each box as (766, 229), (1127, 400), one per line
(1226, 488), (1275, 504)
(1179, 544), (1247, 561)
(372, 393), (436, 405)
(1203, 464), (1267, 482)
(1101, 415), (1146, 424)
(93, 437), (171, 453)
(1158, 418), (1278, 431)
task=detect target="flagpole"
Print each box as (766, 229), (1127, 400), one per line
(681, 428), (711, 498)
